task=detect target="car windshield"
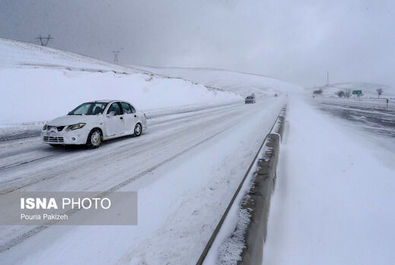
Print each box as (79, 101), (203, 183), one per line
(68, 102), (108, 115)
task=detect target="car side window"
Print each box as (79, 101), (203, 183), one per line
(107, 103), (122, 115)
(121, 102), (132, 114)
(129, 104), (136, 113)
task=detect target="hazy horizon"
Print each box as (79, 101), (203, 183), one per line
(1, 0), (394, 88)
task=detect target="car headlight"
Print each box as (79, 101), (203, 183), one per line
(66, 123), (86, 131)
(42, 124), (48, 130)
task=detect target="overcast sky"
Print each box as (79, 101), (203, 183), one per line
(0, 0), (394, 87)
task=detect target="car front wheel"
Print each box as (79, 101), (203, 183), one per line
(87, 129), (102, 148)
(133, 123), (142, 137)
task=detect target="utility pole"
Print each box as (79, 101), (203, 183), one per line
(112, 50), (120, 64)
(326, 71), (330, 86)
(36, 34), (54, 46)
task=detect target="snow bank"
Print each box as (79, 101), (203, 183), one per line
(315, 96), (395, 111)
(0, 38), (241, 125)
(263, 96), (395, 265)
(132, 66), (302, 97)
(0, 68), (240, 125)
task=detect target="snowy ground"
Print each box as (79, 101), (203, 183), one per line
(8, 37), (393, 265)
(0, 39), (240, 126)
(263, 95), (395, 265)
(131, 65), (301, 97)
(309, 82), (395, 98)
(0, 37), (136, 72)
(0, 102), (239, 142)
(0, 97), (286, 265)
(0, 67), (240, 125)
(1, 38), (302, 265)
(315, 96), (395, 111)
(314, 98), (395, 138)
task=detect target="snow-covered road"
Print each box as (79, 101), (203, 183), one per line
(0, 97), (285, 265)
(263, 96), (395, 265)
(313, 97), (395, 138)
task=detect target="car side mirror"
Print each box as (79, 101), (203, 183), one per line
(107, 111), (116, 117)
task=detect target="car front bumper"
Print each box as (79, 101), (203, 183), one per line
(42, 129), (88, 145)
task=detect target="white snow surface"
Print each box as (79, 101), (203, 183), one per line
(0, 38), (240, 125)
(131, 66), (302, 97)
(0, 37), (134, 71)
(263, 95), (395, 265)
(0, 37), (306, 265)
(315, 96), (395, 111)
(0, 99), (286, 265)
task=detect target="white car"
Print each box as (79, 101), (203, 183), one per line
(42, 100), (147, 148)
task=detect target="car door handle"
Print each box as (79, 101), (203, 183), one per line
(120, 117), (123, 120)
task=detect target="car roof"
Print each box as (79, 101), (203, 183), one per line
(87, 100), (131, 104)
(95, 100), (120, 103)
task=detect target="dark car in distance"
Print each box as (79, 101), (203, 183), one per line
(245, 94), (256, 104)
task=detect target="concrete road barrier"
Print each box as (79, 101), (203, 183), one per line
(239, 107), (286, 265)
(196, 106), (286, 265)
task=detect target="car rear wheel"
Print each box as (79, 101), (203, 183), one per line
(87, 129), (102, 148)
(133, 123), (142, 137)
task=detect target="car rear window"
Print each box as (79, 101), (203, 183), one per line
(121, 102), (136, 114)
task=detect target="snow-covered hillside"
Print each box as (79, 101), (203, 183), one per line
(0, 39), (240, 125)
(0, 37), (134, 72)
(131, 66), (302, 97)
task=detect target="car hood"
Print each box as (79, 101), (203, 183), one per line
(47, 115), (102, 126)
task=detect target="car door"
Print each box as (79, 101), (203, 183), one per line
(129, 103), (139, 127)
(105, 102), (125, 137)
(120, 102), (135, 134)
